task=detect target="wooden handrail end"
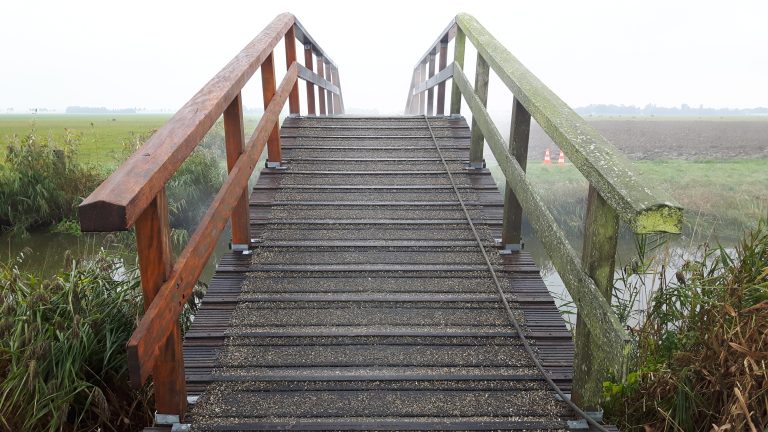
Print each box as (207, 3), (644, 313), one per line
(127, 342), (152, 389)
(78, 199), (128, 232)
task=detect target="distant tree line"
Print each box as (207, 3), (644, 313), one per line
(575, 104), (768, 117)
(65, 106), (137, 114)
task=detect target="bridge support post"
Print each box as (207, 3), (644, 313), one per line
(418, 62), (426, 114)
(436, 41), (448, 115)
(449, 27), (466, 115)
(223, 93), (251, 249)
(304, 44), (316, 115)
(261, 52), (283, 167)
(501, 97), (530, 252)
(572, 185), (620, 411)
(134, 189), (187, 420)
(331, 67), (343, 114)
(468, 52), (489, 168)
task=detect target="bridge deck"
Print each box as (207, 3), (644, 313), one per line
(184, 116), (578, 430)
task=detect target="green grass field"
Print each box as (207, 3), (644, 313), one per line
(0, 114), (171, 164)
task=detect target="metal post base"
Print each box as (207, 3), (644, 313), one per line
(155, 413), (180, 425)
(266, 161), (287, 169)
(464, 160), (486, 169)
(566, 410), (604, 430)
(230, 243), (252, 255)
(498, 242), (524, 255)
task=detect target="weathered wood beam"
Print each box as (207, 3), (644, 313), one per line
(297, 64), (340, 95)
(454, 65), (626, 373)
(449, 27), (466, 115)
(413, 63), (454, 95)
(79, 13), (295, 232)
(457, 13), (682, 234)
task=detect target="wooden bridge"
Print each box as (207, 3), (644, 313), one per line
(79, 12), (682, 431)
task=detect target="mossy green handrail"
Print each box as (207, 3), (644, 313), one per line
(406, 13), (683, 410)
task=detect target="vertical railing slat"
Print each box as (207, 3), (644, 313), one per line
(501, 97), (531, 249)
(284, 26), (300, 115)
(134, 189), (186, 418)
(468, 52), (489, 167)
(304, 45), (316, 115)
(325, 59), (334, 115)
(317, 57), (327, 116)
(223, 93), (250, 247)
(427, 52), (436, 116)
(261, 52), (282, 165)
(331, 67), (342, 114)
(449, 27), (466, 115)
(572, 186), (620, 410)
(436, 41), (448, 115)
(418, 63), (426, 114)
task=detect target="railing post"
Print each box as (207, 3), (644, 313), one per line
(261, 52), (282, 167)
(426, 52), (436, 116)
(501, 97), (531, 250)
(223, 92), (250, 249)
(334, 67), (345, 113)
(405, 68), (417, 114)
(436, 41), (448, 115)
(418, 62), (426, 114)
(317, 57), (327, 116)
(284, 25), (300, 115)
(304, 45), (316, 115)
(449, 26), (466, 115)
(331, 66), (342, 114)
(468, 52), (489, 168)
(325, 59), (334, 115)
(572, 185), (620, 411)
(134, 189), (187, 420)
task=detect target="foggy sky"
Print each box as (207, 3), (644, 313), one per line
(2, 0), (766, 114)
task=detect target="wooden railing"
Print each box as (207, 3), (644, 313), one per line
(406, 13), (683, 411)
(78, 13), (342, 421)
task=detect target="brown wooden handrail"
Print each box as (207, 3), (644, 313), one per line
(77, 13), (342, 421)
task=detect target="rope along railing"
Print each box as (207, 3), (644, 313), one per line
(406, 13), (683, 418)
(78, 12), (343, 422)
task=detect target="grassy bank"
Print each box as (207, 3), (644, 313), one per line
(604, 220), (768, 430)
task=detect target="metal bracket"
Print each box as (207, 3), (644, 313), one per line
(155, 413), (180, 425)
(464, 160), (486, 170)
(230, 243), (252, 255)
(266, 160), (287, 169)
(171, 424), (191, 432)
(498, 242), (524, 255)
(566, 409), (604, 430)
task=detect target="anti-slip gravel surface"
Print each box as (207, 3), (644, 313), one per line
(186, 117), (575, 431)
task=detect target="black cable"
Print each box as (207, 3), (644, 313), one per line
(423, 114), (609, 432)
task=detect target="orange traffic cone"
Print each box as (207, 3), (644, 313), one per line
(558, 150), (565, 166)
(543, 148), (552, 165)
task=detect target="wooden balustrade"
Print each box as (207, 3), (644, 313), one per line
(78, 13), (342, 421)
(406, 13), (683, 411)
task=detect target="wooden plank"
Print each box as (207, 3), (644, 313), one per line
(449, 26), (466, 115)
(78, 13), (294, 232)
(413, 63), (454, 95)
(469, 52), (489, 166)
(426, 53), (436, 116)
(436, 42), (448, 115)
